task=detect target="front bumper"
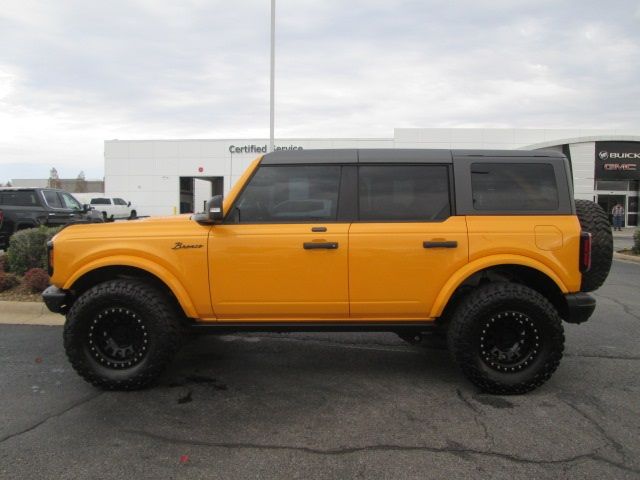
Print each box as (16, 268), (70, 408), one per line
(565, 292), (596, 324)
(42, 286), (72, 314)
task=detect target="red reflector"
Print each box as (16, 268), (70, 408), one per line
(580, 232), (592, 273)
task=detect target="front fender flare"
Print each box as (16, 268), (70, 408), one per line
(63, 255), (198, 318)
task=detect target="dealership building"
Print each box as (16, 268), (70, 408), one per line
(104, 128), (640, 226)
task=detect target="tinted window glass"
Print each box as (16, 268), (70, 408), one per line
(233, 166), (341, 222)
(91, 198), (111, 205)
(60, 192), (82, 210)
(358, 165), (450, 221)
(471, 163), (558, 211)
(43, 190), (63, 208)
(113, 198), (127, 205)
(0, 191), (39, 206)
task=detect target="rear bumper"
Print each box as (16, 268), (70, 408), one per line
(42, 286), (72, 314)
(564, 292), (596, 324)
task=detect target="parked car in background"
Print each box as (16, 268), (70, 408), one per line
(88, 197), (137, 221)
(0, 187), (103, 250)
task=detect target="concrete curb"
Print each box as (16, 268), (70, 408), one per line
(614, 252), (640, 264)
(0, 301), (64, 326)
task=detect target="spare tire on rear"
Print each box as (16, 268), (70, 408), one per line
(575, 199), (613, 292)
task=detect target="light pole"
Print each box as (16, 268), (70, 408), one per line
(269, 0), (275, 152)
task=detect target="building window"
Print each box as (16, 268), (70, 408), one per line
(596, 180), (631, 191)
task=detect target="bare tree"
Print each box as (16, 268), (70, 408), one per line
(48, 168), (62, 189)
(75, 171), (87, 193)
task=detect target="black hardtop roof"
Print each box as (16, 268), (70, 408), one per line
(261, 148), (565, 164)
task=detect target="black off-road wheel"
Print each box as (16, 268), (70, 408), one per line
(447, 283), (564, 395)
(64, 280), (182, 390)
(575, 199), (613, 292)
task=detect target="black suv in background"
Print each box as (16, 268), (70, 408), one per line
(0, 188), (102, 250)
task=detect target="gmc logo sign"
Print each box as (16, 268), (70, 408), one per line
(604, 163), (637, 171)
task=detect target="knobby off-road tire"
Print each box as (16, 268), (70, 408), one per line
(64, 280), (182, 390)
(447, 283), (564, 395)
(575, 199), (613, 292)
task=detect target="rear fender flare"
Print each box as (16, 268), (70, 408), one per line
(429, 254), (568, 318)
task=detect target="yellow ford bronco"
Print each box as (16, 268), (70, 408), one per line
(43, 149), (613, 394)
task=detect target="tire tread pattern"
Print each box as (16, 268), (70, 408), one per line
(64, 279), (181, 390)
(575, 199), (613, 292)
(448, 283), (565, 395)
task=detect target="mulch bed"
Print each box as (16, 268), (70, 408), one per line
(0, 283), (42, 302)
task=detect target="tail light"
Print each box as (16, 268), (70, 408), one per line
(47, 240), (54, 276)
(580, 232), (592, 273)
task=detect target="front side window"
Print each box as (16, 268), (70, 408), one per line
(358, 165), (451, 221)
(231, 165), (341, 223)
(113, 198), (128, 206)
(60, 192), (82, 210)
(43, 190), (63, 208)
(471, 163), (558, 211)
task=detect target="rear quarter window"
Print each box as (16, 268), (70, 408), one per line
(471, 163), (559, 211)
(0, 191), (39, 206)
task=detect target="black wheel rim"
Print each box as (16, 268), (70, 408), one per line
(479, 311), (541, 373)
(87, 307), (149, 369)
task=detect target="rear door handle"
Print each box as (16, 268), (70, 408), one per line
(303, 242), (339, 250)
(423, 241), (458, 249)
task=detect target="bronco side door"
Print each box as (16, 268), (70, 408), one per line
(348, 153), (469, 319)
(208, 157), (355, 320)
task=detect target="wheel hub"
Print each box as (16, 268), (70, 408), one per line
(87, 307), (148, 369)
(479, 311), (541, 373)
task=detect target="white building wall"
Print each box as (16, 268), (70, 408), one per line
(568, 142), (596, 201)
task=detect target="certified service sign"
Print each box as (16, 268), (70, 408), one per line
(595, 142), (640, 180)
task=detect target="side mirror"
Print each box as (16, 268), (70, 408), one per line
(127, 201), (131, 207)
(193, 195), (224, 224)
(82, 204), (91, 213)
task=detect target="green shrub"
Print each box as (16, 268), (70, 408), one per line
(633, 229), (640, 255)
(6, 226), (61, 275)
(23, 268), (50, 293)
(0, 254), (7, 272)
(0, 271), (19, 292)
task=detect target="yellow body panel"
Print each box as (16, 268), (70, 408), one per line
(349, 217), (469, 319)
(208, 223), (349, 320)
(50, 216), (213, 319)
(465, 215), (582, 291)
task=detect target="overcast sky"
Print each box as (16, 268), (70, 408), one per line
(1, 0), (639, 181)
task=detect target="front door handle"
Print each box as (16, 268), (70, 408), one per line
(303, 242), (339, 250)
(423, 241), (458, 249)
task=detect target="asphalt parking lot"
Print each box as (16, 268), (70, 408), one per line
(0, 259), (639, 479)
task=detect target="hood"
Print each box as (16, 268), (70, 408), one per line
(54, 214), (211, 241)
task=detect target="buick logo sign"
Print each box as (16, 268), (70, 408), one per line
(598, 151), (609, 160)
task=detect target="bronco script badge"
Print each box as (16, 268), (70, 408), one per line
(172, 242), (204, 250)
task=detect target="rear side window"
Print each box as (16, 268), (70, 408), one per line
(471, 163), (558, 211)
(42, 190), (63, 208)
(358, 165), (451, 221)
(231, 165), (341, 222)
(91, 198), (111, 205)
(0, 191), (39, 206)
